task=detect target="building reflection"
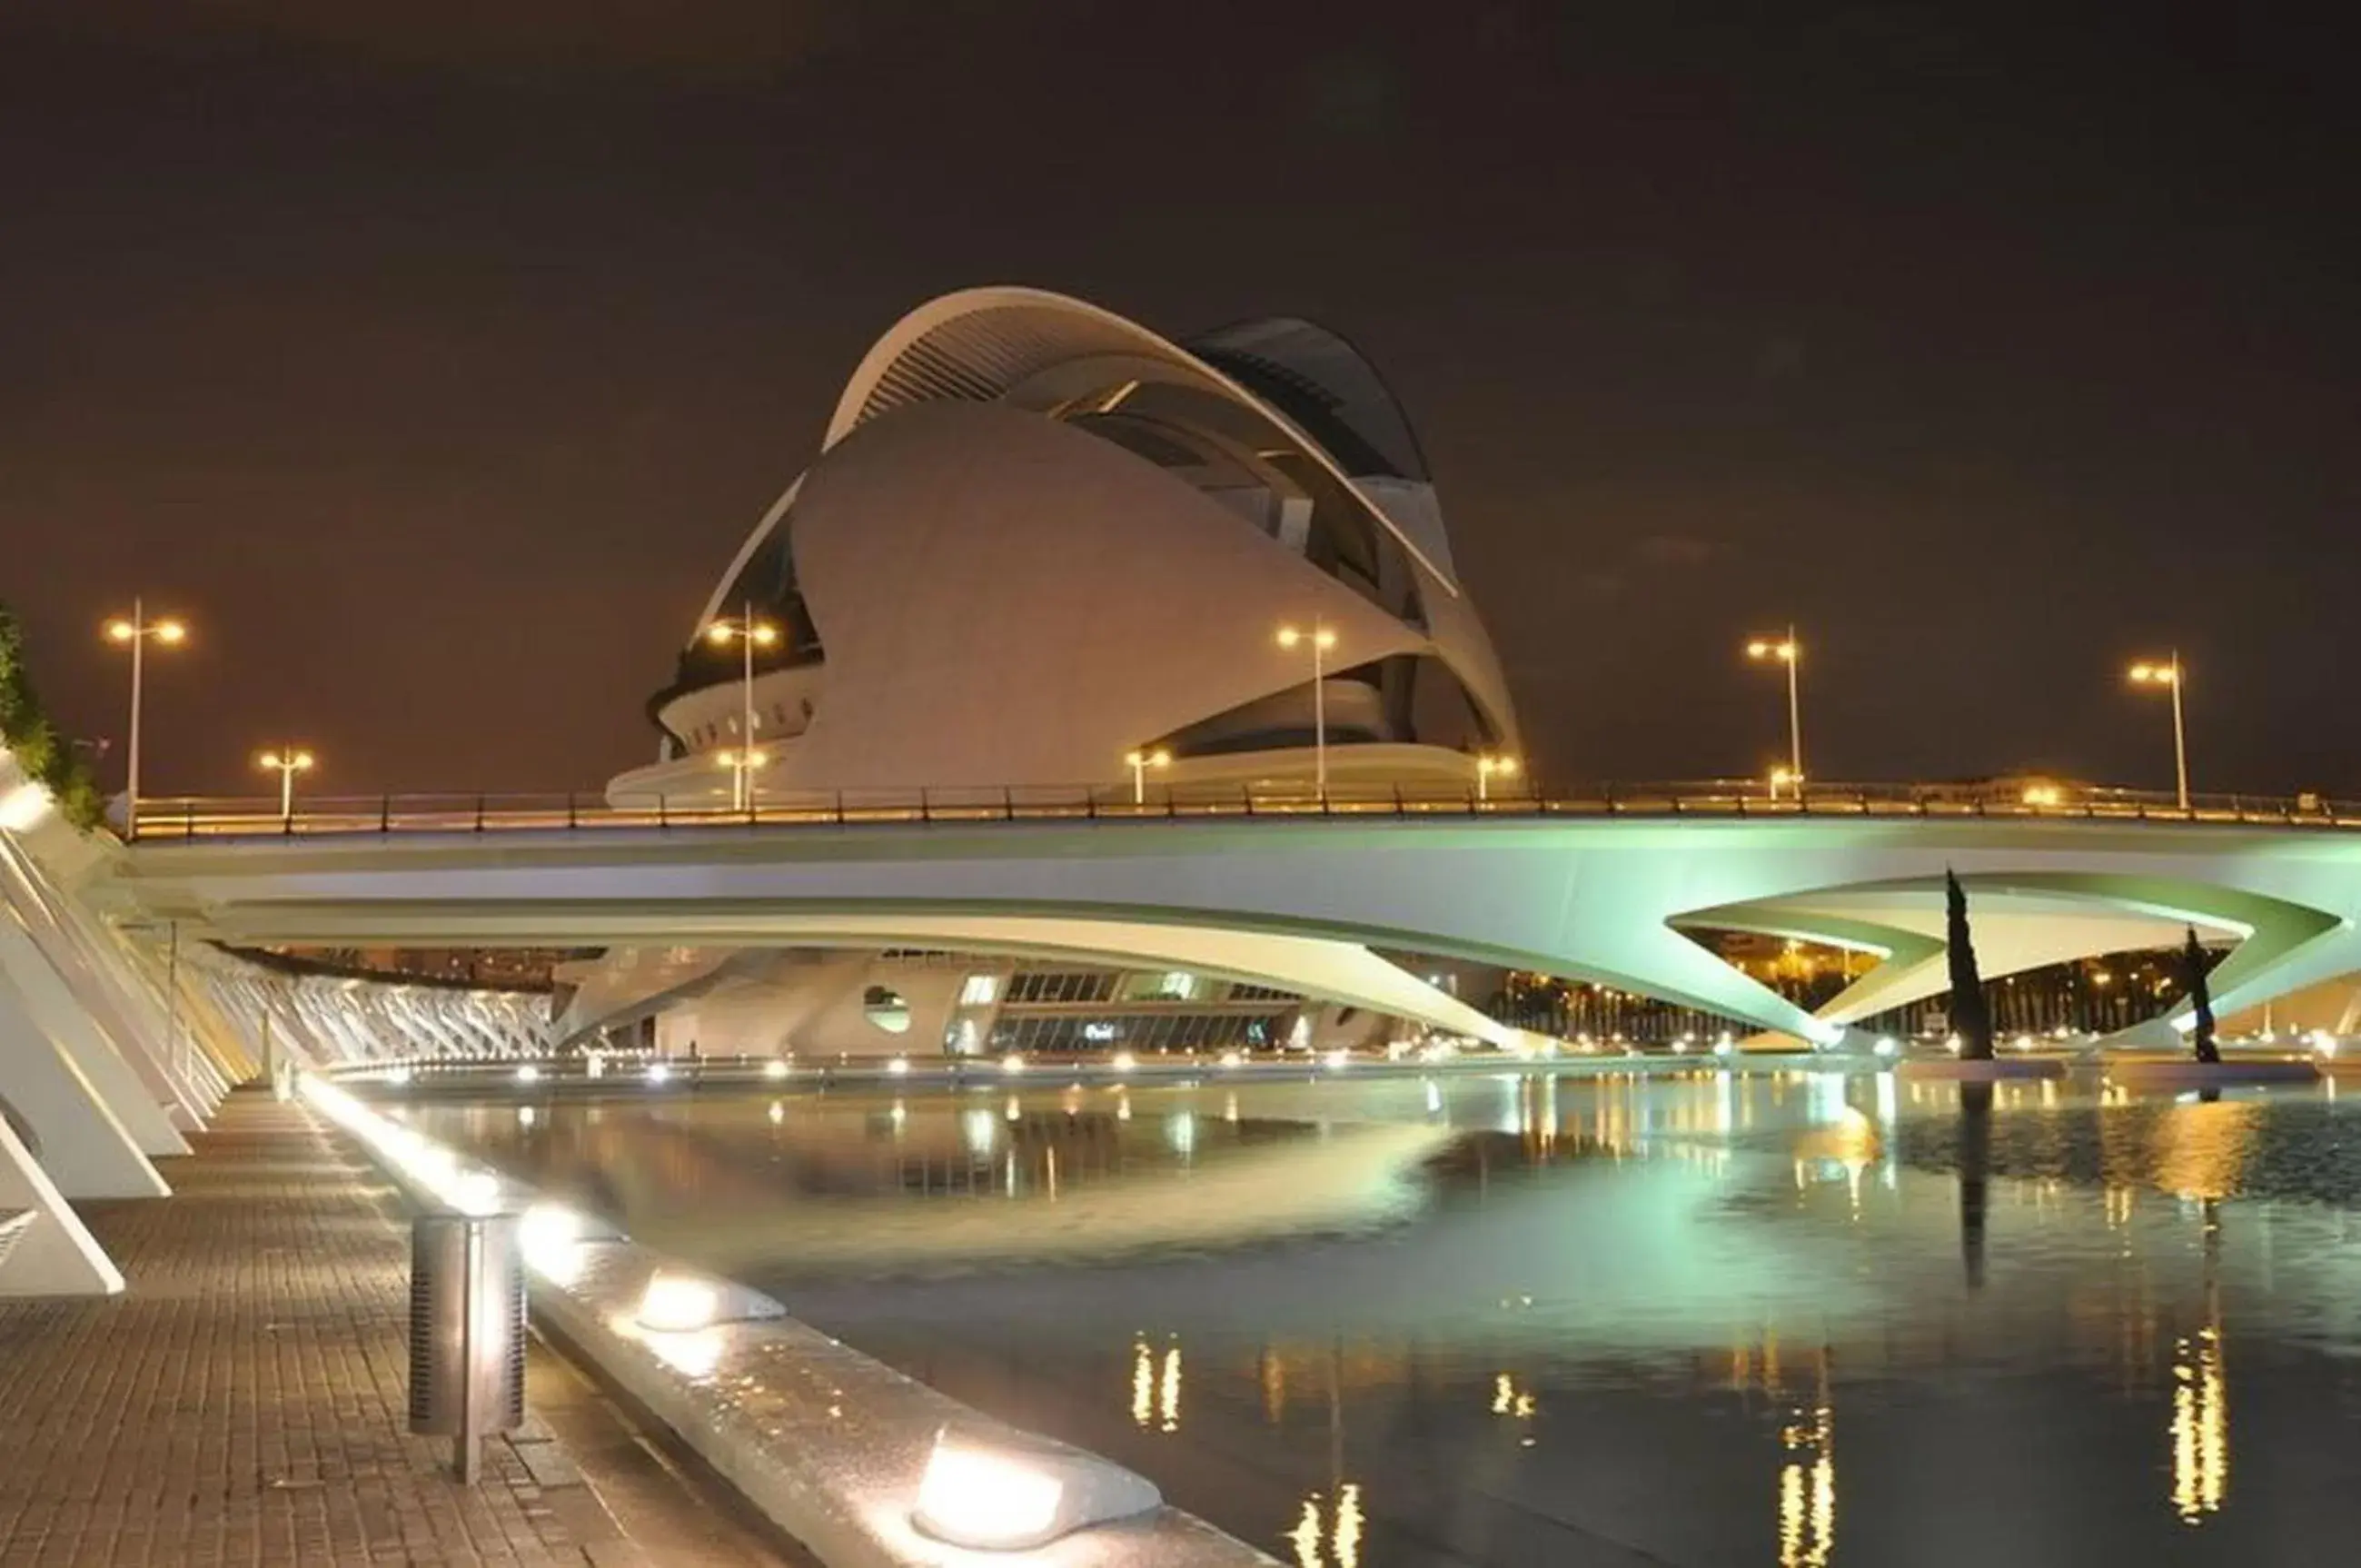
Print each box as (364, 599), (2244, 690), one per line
(1777, 1351), (1837, 1568)
(2170, 1200), (2229, 1526)
(1286, 1484), (1363, 1568)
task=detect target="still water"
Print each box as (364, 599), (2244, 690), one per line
(410, 1069), (2361, 1565)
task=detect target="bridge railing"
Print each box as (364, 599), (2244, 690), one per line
(124, 778), (2361, 841)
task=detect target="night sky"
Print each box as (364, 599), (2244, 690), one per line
(4, 4), (2354, 799)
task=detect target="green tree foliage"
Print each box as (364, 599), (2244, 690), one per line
(0, 603), (109, 833)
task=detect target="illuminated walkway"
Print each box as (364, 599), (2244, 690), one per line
(0, 1094), (794, 1568)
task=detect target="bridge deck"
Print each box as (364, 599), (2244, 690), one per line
(127, 779), (2361, 843)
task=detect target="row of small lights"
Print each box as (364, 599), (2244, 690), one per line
(304, 1073), (1153, 1551)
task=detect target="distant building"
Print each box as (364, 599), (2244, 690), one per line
(575, 287), (1527, 1059)
(609, 286), (1519, 805)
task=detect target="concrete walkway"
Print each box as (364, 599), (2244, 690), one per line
(0, 1095), (799, 1568)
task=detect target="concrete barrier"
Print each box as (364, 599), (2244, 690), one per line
(299, 1077), (1279, 1568)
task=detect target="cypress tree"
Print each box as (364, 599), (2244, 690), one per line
(1947, 868), (1995, 1060)
(2181, 926), (2220, 1065)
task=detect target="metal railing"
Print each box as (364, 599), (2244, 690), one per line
(124, 779), (2361, 843)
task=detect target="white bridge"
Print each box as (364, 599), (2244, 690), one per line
(9, 762), (2361, 1295)
(108, 780), (2361, 1051)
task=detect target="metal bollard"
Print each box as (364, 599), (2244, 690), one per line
(409, 1212), (526, 1483)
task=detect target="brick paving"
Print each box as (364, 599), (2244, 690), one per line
(0, 1095), (601, 1567)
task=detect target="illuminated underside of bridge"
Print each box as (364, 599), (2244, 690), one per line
(98, 811), (2361, 1053)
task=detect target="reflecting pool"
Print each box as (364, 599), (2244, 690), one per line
(410, 1068), (2361, 1565)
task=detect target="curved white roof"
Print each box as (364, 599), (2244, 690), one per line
(824, 286), (1462, 598)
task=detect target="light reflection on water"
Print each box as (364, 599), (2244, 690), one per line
(413, 1068), (2361, 1565)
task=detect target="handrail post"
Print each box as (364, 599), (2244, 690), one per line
(1393, 783), (1404, 819)
(1243, 784), (1255, 818)
(1003, 786), (1014, 822)
(657, 792), (669, 829)
(380, 795), (392, 834)
(834, 789), (846, 825)
(919, 787), (930, 824)
(567, 792), (578, 830)
(474, 795), (486, 832)
(184, 799), (195, 840)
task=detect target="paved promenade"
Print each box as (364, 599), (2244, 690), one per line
(0, 1094), (793, 1568)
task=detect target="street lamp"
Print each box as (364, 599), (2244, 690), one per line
(1476, 753), (1519, 802)
(1745, 628), (1803, 798)
(102, 600), (188, 839)
(1769, 764), (1803, 801)
(704, 602), (781, 809)
(2127, 654), (2189, 811)
(1124, 748), (1170, 806)
(1275, 622), (1338, 799)
(255, 748), (315, 821)
(714, 748), (769, 810)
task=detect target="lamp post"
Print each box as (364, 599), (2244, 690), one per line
(255, 748), (315, 821)
(103, 600), (188, 839)
(1125, 748), (1170, 806)
(703, 603), (780, 809)
(2128, 653), (2189, 811)
(1476, 753), (1519, 803)
(1275, 622), (1338, 799)
(1745, 627), (1803, 798)
(1769, 765), (1801, 802)
(715, 748), (768, 811)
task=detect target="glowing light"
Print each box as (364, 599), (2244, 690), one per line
(1275, 624), (1337, 652)
(763, 1058), (790, 1080)
(514, 1064), (541, 1085)
(644, 1325), (727, 1379)
(2170, 1325), (2228, 1524)
(1001, 1052), (1027, 1074)
(887, 1057), (911, 1077)
(636, 1273), (720, 1334)
(911, 1438), (1066, 1551)
(645, 1061), (671, 1085)
(1218, 1049), (1244, 1069)
(2310, 1030), (2339, 1057)
(516, 1105), (536, 1128)
(1110, 1050), (1138, 1073)
(0, 781), (53, 831)
(1872, 1037), (1900, 1059)
(518, 1204), (595, 1285)
(2013, 1034), (2035, 1053)
(385, 1064), (414, 1086)
(1323, 1048), (1351, 1071)
(451, 1171), (503, 1216)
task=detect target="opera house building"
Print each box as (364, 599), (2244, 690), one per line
(568, 287), (1523, 1060)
